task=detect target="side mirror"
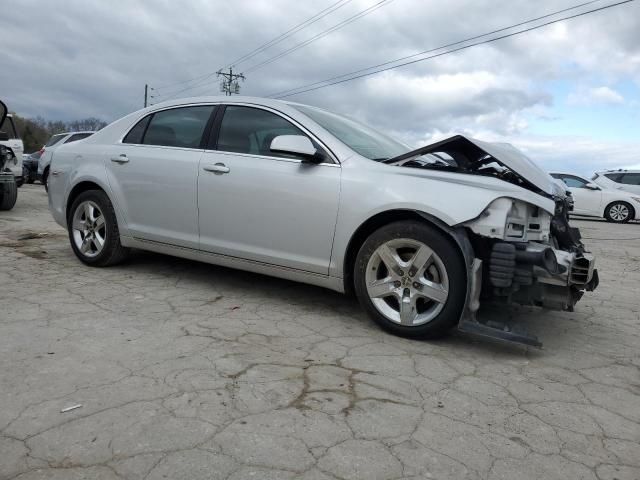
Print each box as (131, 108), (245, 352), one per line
(270, 135), (320, 162)
(585, 183), (600, 190)
(0, 131), (9, 141)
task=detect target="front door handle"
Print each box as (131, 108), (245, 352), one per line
(203, 163), (230, 174)
(111, 154), (129, 164)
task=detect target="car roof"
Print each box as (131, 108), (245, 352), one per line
(548, 172), (586, 176)
(594, 169), (640, 174)
(51, 131), (95, 136)
(150, 95), (312, 111)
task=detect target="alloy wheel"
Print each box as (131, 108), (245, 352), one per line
(365, 238), (449, 327)
(72, 200), (106, 258)
(609, 203), (629, 222)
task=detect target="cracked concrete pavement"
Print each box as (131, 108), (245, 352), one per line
(1, 185), (639, 480)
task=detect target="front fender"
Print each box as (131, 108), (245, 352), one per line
(330, 156), (554, 278)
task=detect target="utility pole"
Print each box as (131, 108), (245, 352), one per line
(217, 67), (245, 95)
(143, 84), (156, 107)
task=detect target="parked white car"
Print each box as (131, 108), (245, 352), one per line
(550, 172), (640, 223)
(38, 131), (94, 190)
(47, 96), (599, 345)
(592, 169), (640, 195)
(0, 113), (24, 187)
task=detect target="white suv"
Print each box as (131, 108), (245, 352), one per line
(592, 170), (640, 195)
(0, 113), (24, 186)
(38, 131), (94, 189)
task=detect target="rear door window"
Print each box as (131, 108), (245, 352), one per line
(604, 173), (624, 182)
(142, 106), (214, 148)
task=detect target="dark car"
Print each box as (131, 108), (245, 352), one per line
(22, 150), (42, 184)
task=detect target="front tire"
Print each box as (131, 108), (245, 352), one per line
(353, 221), (467, 339)
(604, 201), (633, 223)
(68, 190), (129, 266)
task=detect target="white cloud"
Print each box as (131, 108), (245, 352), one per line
(567, 86), (625, 106)
(1, 0), (639, 171)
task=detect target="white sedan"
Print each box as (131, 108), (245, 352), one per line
(550, 172), (640, 223)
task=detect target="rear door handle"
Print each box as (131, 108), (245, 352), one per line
(111, 154), (129, 164)
(203, 163), (230, 174)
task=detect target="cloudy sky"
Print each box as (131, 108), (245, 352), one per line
(2, 0), (639, 173)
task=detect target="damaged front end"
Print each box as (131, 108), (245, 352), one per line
(464, 195), (599, 311)
(386, 135), (599, 347)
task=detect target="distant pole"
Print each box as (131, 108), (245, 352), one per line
(216, 68), (245, 95)
(144, 84), (149, 108)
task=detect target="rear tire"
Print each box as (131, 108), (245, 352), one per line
(0, 176), (18, 211)
(67, 190), (129, 266)
(353, 221), (467, 339)
(43, 168), (49, 192)
(604, 201), (633, 223)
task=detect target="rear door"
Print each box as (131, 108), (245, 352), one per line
(104, 105), (216, 249)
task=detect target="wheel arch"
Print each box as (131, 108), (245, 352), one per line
(342, 209), (472, 295)
(66, 181), (109, 221)
(604, 200), (635, 221)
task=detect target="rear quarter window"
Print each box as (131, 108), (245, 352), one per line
(64, 133), (93, 144)
(45, 134), (67, 147)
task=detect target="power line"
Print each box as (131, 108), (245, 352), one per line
(272, 0), (635, 99)
(154, 0), (395, 102)
(153, 0), (354, 94)
(155, 72), (219, 102)
(267, 0), (604, 98)
(244, 0), (395, 74)
(153, 71), (219, 92)
(224, 0), (355, 69)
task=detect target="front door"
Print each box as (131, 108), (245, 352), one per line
(559, 174), (602, 216)
(198, 105), (341, 274)
(104, 105), (215, 248)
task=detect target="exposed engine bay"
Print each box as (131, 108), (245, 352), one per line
(386, 135), (599, 347)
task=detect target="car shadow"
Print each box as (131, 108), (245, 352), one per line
(115, 249), (577, 355)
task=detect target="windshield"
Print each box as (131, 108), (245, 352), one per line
(293, 104), (407, 160)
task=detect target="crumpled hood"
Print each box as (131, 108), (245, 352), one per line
(468, 138), (558, 196)
(386, 135), (559, 197)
